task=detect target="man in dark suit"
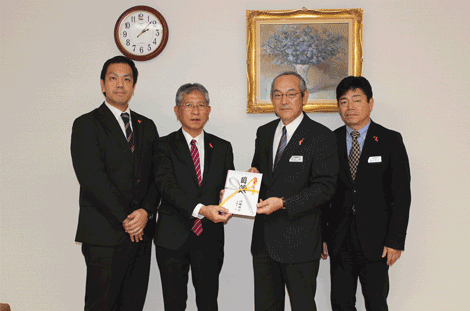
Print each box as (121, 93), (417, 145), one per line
(71, 56), (159, 311)
(248, 72), (338, 311)
(325, 76), (411, 311)
(154, 83), (234, 311)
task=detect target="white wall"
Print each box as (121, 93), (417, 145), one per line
(1, 0), (469, 310)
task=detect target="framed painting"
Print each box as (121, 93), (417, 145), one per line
(247, 8), (363, 113)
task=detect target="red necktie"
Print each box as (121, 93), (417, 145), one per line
(190, 139), (203, 236)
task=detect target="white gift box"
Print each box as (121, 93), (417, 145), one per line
(220, 170), (262, 217)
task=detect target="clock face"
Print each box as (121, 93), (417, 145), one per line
(114, 6), (169, 61)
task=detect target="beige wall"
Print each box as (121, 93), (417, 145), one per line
(1, 0), (469, 310)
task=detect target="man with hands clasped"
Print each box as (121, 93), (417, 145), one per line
(248, 72), (338, 311)
(71, 56), (160, 311)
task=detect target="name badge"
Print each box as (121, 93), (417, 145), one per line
(289, 155), (303, 162)
(368, 156), (382, 163)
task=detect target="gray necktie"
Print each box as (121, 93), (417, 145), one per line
(273, 126), (287, 170)
(121, 113), (134, 153)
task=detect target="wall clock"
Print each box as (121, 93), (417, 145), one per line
(114, 5), (169, 61)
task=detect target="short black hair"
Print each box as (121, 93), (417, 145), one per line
(336, 76), (373, 102)
(100, 56), (138, 85)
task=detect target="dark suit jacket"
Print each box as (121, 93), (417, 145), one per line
(153, 129), (234, 250)
(71, 103), (160, 246)
(326, 120), (411, 261)
(251, 113), (338, 263)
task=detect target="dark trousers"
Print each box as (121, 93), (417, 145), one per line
(253, 246), (320, 311)
(81, 239), (152, 311)
(330, 215), (389, 311)
(155, 233), (224, 311)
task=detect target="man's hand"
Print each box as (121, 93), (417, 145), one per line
(247, 167), (260, 173)
(256, 197), (284, 215)
(122, 209), (148, 242)
(321, 242), (328, 260)
(382, 246), (402, 266)
(199, 205), (232, 223)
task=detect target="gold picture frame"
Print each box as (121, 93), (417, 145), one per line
(247, 8), (363, 113)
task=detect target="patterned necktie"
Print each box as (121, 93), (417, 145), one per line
(273, 126), (287, 170)
(349, 131), (361, 181)
(190, 139), (203, 236)
(120, 113), (134, 153)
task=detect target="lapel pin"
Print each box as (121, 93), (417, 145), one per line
(209, 143), (213, 148)
(373, 136), (378, 142)
(299, 138), (304, 145)
(138, 120), (142, 124)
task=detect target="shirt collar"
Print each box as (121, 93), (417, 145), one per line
(105, 101), (131, 120)
(182, 128), (204, 148)
(277, 112), (304, 136)
(346, 119), (371, 138)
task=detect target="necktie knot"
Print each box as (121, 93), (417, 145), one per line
(191, 139), (196, 146)
(351, 130), (360, 139)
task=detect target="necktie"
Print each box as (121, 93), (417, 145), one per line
(190, 139), (203, 236)
(349, 131), (361, 181)
(349, 131), (360, 215)
(120, 113), (134, 153)
(273, 126), (287, 170)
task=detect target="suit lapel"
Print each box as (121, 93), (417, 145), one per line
(175, 129), (200, 188)
(336, 126), (353, 185)
(130, 111), (143, 168)
(356, 121), (379, 179)
(98, 103), (134, 165)
(200, 132), (213, 189)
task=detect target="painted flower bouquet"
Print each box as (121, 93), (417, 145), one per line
(262, 25), (344, 66)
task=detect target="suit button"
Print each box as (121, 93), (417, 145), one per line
(353, 189), (357, 193)
(136, 179), (141, 184)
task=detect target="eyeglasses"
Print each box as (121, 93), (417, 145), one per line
(272, 92), (301, 101)
(181, 103), (209, 110)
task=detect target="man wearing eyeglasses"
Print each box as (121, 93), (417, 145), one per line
(248, 72), (338, 310)
(153, 83), (234, 311)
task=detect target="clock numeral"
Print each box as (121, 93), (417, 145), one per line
(152, 20), (157, 25)
(140, 46), (144, 54)
(148, 44), (152, 51)
(153, 38), (157, 45)
(131, 16), (135, 23)
(122, 31), (127, 38)
(155, 30), (160, 36)
(132, 45), (136, 52)
(126, 39), (131, 46)
(138, 13), (144, 20)
(125, 22), (130, 29)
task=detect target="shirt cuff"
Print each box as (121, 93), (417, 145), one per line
(192, 203), (205, 219)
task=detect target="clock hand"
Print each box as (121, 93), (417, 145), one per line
(137, 22), (152, 38)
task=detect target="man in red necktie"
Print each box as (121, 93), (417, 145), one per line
(153, 83), (234, 311)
